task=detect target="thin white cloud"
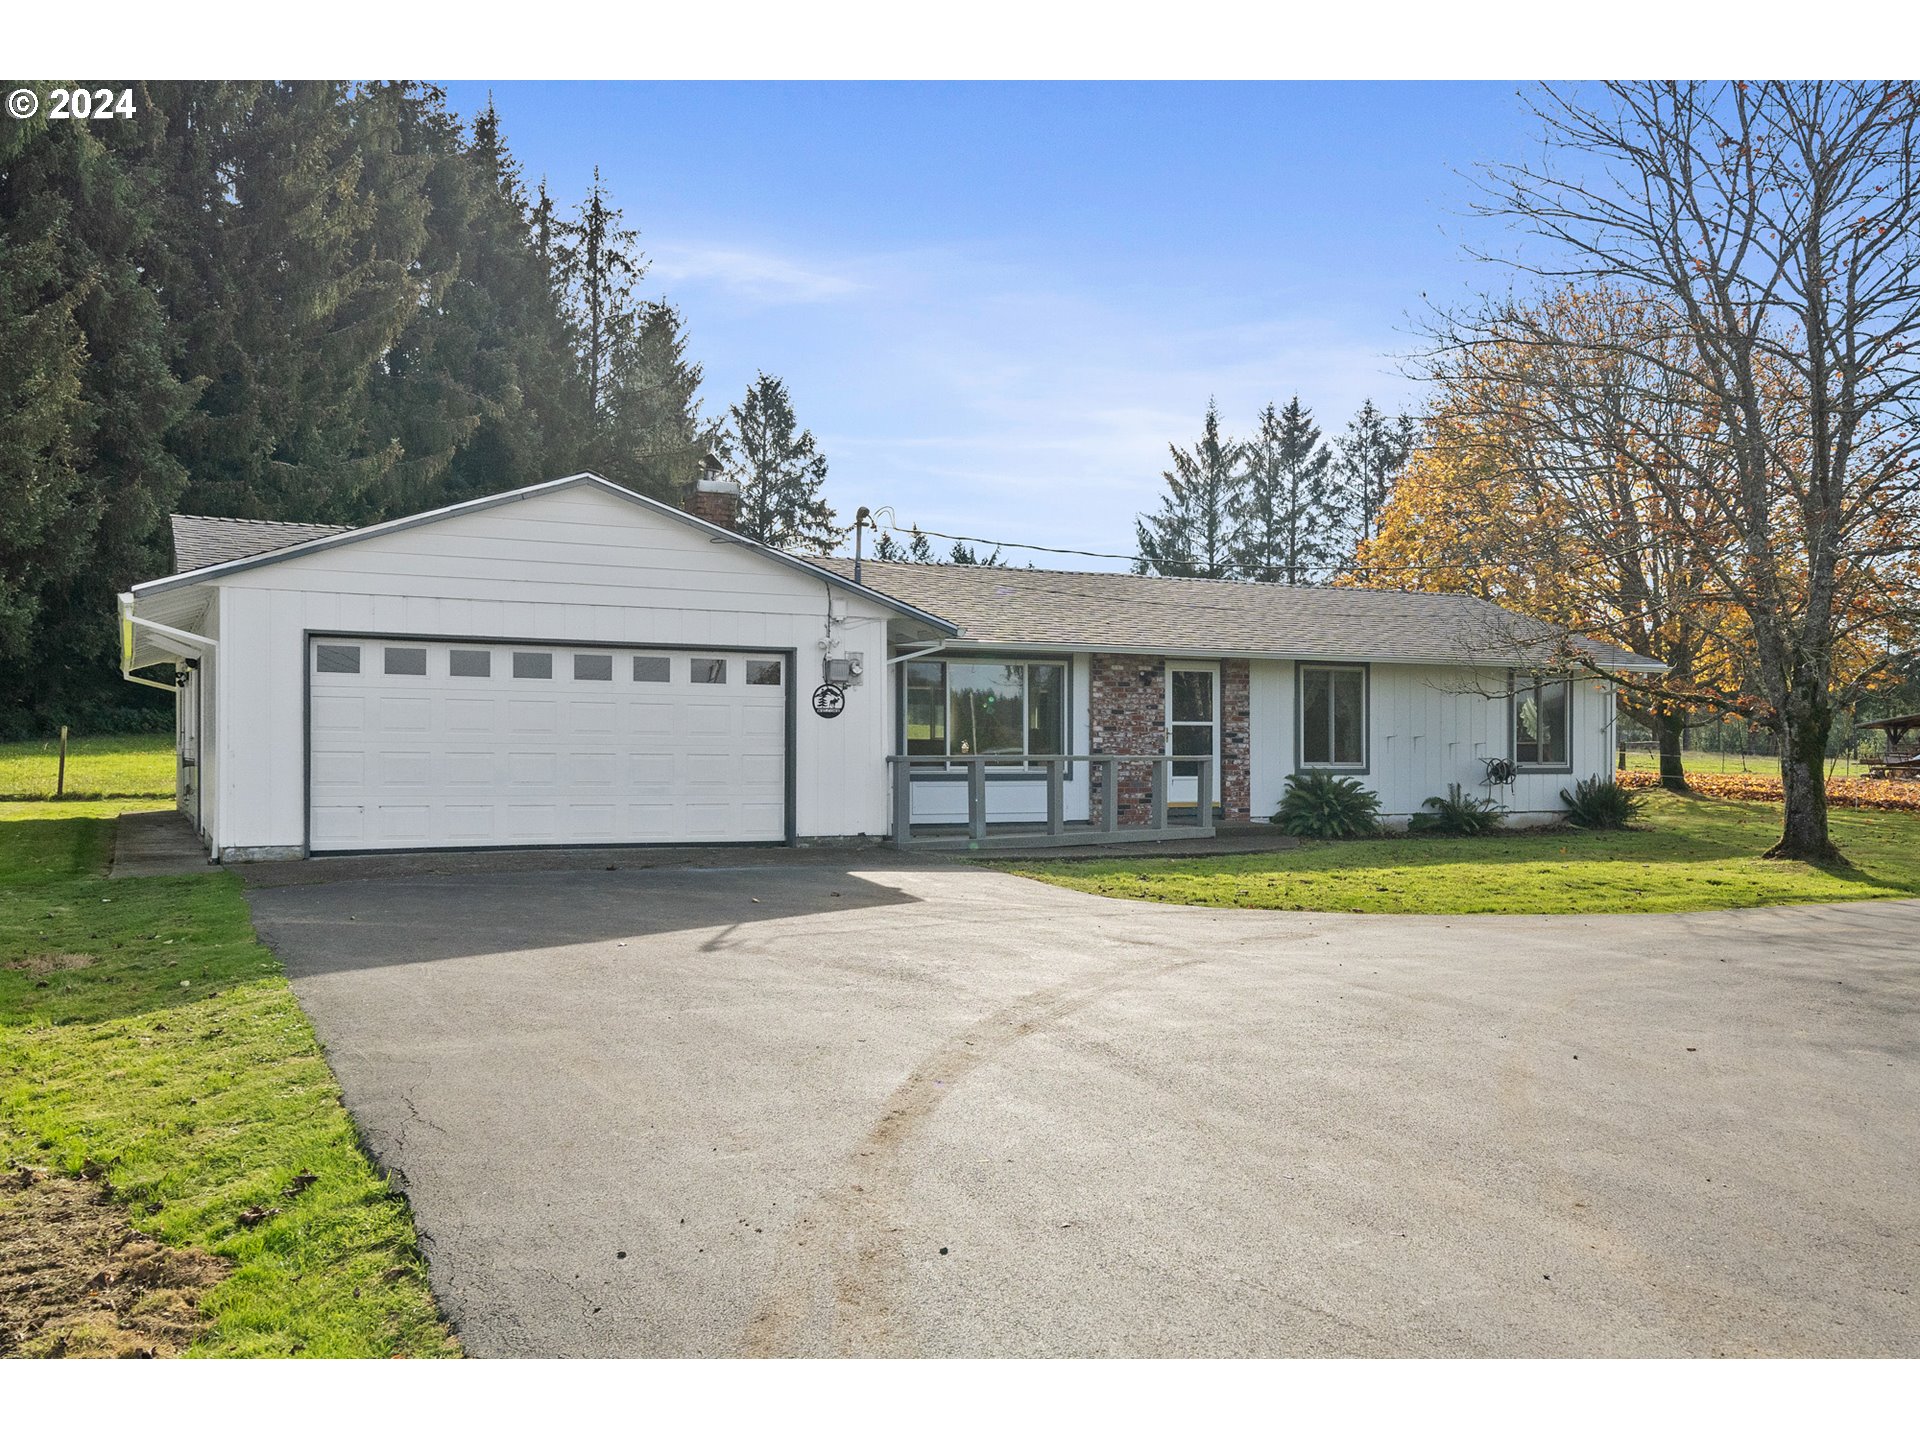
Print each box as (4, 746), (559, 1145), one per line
(647, 243), (869, 304)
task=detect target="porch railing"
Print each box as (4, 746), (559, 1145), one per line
(886, 754), (1214, 851)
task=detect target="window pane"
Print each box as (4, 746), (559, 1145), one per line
(315, 644), (360, 674)
(905, 661), (946, 756)
(1331, 670), (1364, 765)
(573, 653), (613, 681)
(746, 659), (783, 686)
(692, 658), (726, 684)
(1301, 668), (1331, 764)
(948, 662), (1025, 755)
(633, 655), (670, 683)
(448, 649), (490, 678)
(384, 647), (427, 676)
(1027, 664), (1065, 756)
(1540, 681), (1568, 763)
(512, 651), (552, 679)
(1516, 690), (1540, 764)
(1171, 670), (1214, 723)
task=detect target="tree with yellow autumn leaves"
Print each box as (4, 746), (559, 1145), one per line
(1406, 82), (1920, 863)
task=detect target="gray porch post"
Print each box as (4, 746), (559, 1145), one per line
(1099, 758), (1119, 834)
(1196, 757), (1213, 830)
(1149, 757), (1170, 830)
(1046, 757), (1065, 836)
(967, 758), (988, 842)
(891, 758), (913, 848)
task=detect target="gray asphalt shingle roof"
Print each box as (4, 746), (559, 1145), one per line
(161, 508), (1658, 671)
(816, 559), (1663, 670)
(170, 514), (353, 573)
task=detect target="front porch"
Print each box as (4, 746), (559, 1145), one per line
(888, 754), (1217, 851)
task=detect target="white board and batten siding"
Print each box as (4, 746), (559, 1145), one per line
(1248, 661), (1615, 825)
(206, 484), (897, 855)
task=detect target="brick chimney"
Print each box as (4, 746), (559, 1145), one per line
(689, 455), (741, 531)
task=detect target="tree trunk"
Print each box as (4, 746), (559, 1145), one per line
(1765, 704), (1843, 864)
(1653, 709), (1688, 792)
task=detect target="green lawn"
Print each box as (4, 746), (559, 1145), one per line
(0, 800), (456, 1356)
(0, 734), (175, 800)
(1001, 792), (1920, 915)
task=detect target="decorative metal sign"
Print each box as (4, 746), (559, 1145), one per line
(811, 683), (847, 719)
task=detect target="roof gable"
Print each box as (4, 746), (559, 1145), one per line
(138, 475), (958, 635)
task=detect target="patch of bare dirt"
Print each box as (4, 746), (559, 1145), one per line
(0, 1160), (230, 1358)
(3, 953), (95, 977)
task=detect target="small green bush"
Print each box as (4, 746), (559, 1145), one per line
(1273, 770), (1382, 839)
(1562, 774), (1642, 829)
(1408, 782), (1506, 836)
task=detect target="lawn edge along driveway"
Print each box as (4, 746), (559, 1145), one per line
(0, 801), (457, 1357)
(998, 792), (1920, 916)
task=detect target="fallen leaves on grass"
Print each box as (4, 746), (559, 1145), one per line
(1617, 769), (1920, 812)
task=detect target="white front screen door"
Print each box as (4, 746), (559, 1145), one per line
(1167, 664), (1220, 808)
(308, 636), (788, 851)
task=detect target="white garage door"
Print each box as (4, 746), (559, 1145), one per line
(308, 636), (788, 851)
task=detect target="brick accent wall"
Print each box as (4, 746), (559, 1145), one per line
(1089, 655), (1166, 826)
(1220, 659), (1251, 822)
(1087, 655), (1253, 825)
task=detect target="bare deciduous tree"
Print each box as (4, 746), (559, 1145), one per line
(1453, 81), (1920, 862)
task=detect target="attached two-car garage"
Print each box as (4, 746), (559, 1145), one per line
(308, 634), (791, 851)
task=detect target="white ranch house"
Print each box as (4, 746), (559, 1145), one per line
(118, 473), (1661, 861)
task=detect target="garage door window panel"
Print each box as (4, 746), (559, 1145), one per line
(692, 658), (727, 684)
(746, 660), (782, 686)
(449, 649), (491, 678)
(316, 644), (360, 674)
(633, 656), (671, 683)
(384, 647), (427, 676)
(513, 652), (553, 680)
(574, 654), (613, 682)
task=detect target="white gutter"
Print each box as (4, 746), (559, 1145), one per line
(119, 593), (217, 693)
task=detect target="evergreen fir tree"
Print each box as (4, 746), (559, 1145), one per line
(871, 530), (905, 561)
(0, 87), (192, 723)
(1234, 398), (1338, 584)
(1335, 399), (1417, 570)
(1134, 398), (1244, 578)
(724, 372), (839, 552)
(166, 81), (434, 522)
(947, 541), (1004, 566)
(907, 526), (935, 563)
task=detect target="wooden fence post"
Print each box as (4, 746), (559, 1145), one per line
(57, 726), (69, 799)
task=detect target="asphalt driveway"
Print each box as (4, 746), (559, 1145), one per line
(246, 857), (1920, 1357)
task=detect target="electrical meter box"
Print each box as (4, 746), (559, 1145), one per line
(824, 654), (864, 687)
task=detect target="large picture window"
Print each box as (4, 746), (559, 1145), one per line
(904, 658), (1067, 763)
(1299, 664), (1367, 769)
(1514, 675), (1572, 768)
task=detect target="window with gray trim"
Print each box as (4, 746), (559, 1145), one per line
(691, 658), (727, 684)
(384, 646), (427, 676)
(633, 655), (671, 683)
(1514, 675), (1572, 768)
(746, 659), (783, 686)
(574, 653), (613, 681)
(903, 658), (1067, 761)
(1299, 664), (1366, 768)
(448, 649), (491, 677)
(315, 644), (360, 674)
(512, 651), (553, 680)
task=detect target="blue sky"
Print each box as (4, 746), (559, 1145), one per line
(440, 81), (1537, 565)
